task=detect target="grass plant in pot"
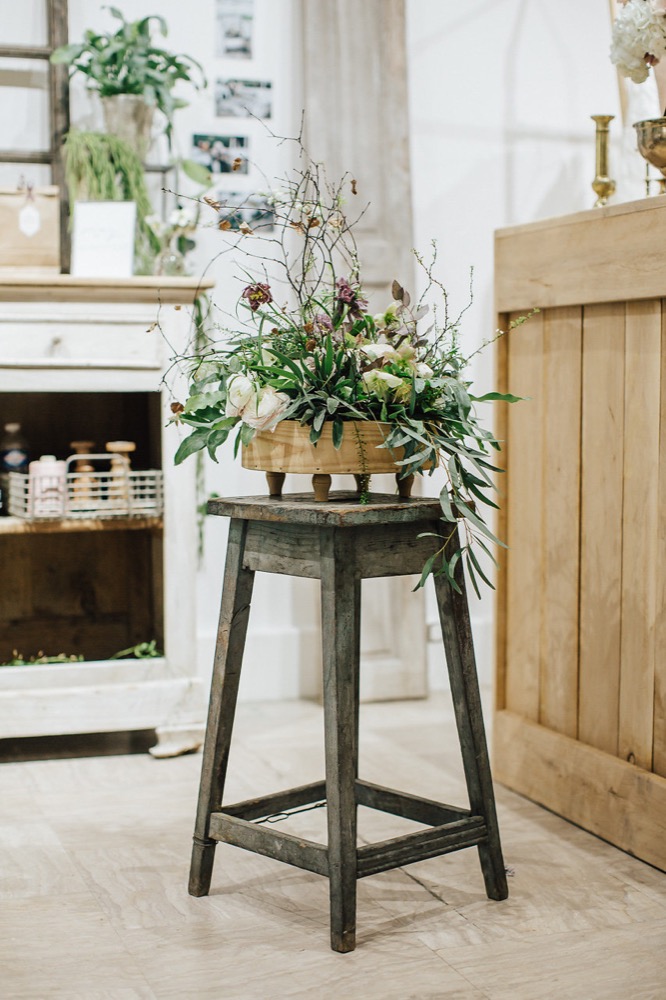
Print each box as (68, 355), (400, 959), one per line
(170, 154), (528, 592)
(62, 128), (160, 270)
(51, 6), (206, 159)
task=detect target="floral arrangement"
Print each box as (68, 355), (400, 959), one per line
(171, 157), (524, 592)
(611, 0), (666, 83)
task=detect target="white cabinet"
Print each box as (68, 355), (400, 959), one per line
(0, 276), (213, 756)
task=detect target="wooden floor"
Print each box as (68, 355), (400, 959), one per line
(2, 694), (666, 999)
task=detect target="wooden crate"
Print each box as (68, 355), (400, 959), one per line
(0, 186), (60, 272)
(494, 197), (666, 872)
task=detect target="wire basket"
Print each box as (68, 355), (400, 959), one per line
(8, 454), (164, 521)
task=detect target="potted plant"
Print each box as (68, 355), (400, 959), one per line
(62, 129), (160, 268)
(51, 7), (206, 157)
(170, 160), (527, 593)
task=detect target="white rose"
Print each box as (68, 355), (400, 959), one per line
(362, 369), (403, 398)
(241, 386), (290, 431)
(226, 374), (256, 417)
(361, 343), (401, 362)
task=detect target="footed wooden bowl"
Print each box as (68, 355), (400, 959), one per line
(242, 420), (415, 501)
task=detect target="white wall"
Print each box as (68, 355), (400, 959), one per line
(5, 0), (659, 699)
(404, 0), (651, 690)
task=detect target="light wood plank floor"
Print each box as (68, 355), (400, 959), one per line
(2, 693), (666, 999)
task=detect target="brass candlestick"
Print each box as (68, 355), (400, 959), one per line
(591, 114), (616, 207)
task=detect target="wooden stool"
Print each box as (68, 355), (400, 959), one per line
(189, 493), (508, 953)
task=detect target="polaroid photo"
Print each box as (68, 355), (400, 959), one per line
(215, 0), (254, 59)
(214, 79), (272, 119)
(192, 134), (249, 175)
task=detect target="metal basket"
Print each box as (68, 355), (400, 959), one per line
(7, 454), (164, 521)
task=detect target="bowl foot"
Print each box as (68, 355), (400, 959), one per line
(312, 473), (332, 502)
(397, 473), (414, 499)
(266, 472), (286, 497)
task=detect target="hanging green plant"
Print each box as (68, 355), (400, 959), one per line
(63, 129), (161, 264)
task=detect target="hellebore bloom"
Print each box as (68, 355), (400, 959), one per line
(241, 282), (273, 312)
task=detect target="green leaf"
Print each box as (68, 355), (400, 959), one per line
(470, 391), (525, 404)
(174, 428), (208, 465)
(467, 545), (495, 590)
(240, 422), (255, 446)
(332, 420), (344, 449)
(180, 158), (212, 187)
(415, 552), (437, 590)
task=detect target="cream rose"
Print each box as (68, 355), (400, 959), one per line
(241, 385), (290, 431)
(225, 374), (257, 417)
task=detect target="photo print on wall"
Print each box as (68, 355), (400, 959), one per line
(215, 0), (254, 59)
(216, 190), (274, 232)
(215, 79), (272, 118)
(192, 134), (249, 174)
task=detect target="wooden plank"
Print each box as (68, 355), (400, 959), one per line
(351, 519), (444, 578)
(0, 276), (214, 305)
(655, 307), (666, 779)
(0, 45), (53, 59)
(494, 312), (510, 712)
(356, 817), (487, 879)
(433, 541), (507, 902)
(495, 197), (666, 311)
(504, 308), (544, 720)
(0, 516), (162, 535)
(0, 151), (52, 165)
(355, 780), (470, 826)
(208, 492), (443, 528)
(320, 526), (360, 952)
(494, 709), (666, 872)
(243, 521), (321, 578)
(222, 781), (327, 820)
(538, 306), (582, 738)
(618, 301), (661, 771)
(189, 518), (255, 897)
(208, 813), (329, 877)
(48, 0), (71, 273)
(578, 303), (625, 756)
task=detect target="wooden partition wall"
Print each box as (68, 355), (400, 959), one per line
(494, 197), (666, 871)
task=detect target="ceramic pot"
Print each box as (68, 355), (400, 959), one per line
(101, 94), (155, 161)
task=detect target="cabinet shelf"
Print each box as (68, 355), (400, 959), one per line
(0, 278), (207, 755)
(0, 515), (163, 535)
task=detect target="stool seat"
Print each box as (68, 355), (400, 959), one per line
(189, 493), (507, 953)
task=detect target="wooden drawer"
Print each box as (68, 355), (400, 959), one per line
(0, 319), (162, 371)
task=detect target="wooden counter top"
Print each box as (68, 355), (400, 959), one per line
(495, 195), (666, 312)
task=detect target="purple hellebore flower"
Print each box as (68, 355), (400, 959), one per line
(241, 282), (273, 312)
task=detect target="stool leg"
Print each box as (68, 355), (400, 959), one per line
(189, 518), (255, 897)
(320, 528), (360, 953)
(433, 536), (508, 902)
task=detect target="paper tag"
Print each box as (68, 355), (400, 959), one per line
(19, 203), (41, 238)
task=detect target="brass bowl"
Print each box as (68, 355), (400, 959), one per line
(634, 117), (666, 177)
